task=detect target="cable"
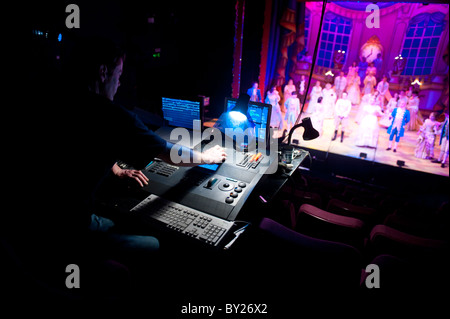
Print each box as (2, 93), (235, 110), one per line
(295, 0), (328, 126)
(233, 220), (252, 227)
(224, 222), (250, 250)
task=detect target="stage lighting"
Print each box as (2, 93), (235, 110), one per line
(397, 160), (405, 167)
(229, 111), (247, 122)
(359, 152), (367, 159)
(230, 93), (250, 121)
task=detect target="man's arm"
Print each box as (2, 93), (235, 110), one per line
(156, 143), (227, 167)
(112, 162), (149, 187)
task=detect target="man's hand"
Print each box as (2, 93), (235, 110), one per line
(201, 145), (227, 164)
(112, 163), (149, 187)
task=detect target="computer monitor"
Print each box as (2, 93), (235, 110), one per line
(224, 97), (272, 148)
(161, 97), (203, 129)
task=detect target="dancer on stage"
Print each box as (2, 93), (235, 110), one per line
(363, 71), (377, 96)
(332, 92), (352, 143)
(356, 90), (380, 124)
(373, 53), (383, 82)
(322, 82), (337, 119)
(307, 81), (322, 114)
(284, 91), (300, 132)
(265, 85), (283, 131)
(407, 90), (422, 131)
(415, 112), (439, 159)
(356, 90), (378, 121)
(376, 76), (390, 107)
(406, 86), (414, 99)
(247, 82), (262, 102)
(386, 99), (410, 153)
(398, 89), (409, 106)
(334, 71), (347, 99)
(347, 71), (361, 106)
(284, 78), (296, 102)
(380, 93), (399, 128)
(355, 94), (384, 148)
(358, 57), (368, 83)
(299, 75), (306, 97)
(366, 62), (377, 77)
(311, 96), (325, 136)
(432, 110), (449, 168)
(348, 61), (358, 79)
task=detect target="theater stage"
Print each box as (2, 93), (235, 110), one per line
(289, 107), (449, 178)
(204, 102), (448, 178)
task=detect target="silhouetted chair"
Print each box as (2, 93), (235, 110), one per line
(280, 188), (323, 210)
(377, 196), (407, 216)
(383, 213), (446, 240)
(367, 225), (448, 263)
(327, 198), (378, 225)
(258, 217), (362, 289)
(295, 204), (367, 249)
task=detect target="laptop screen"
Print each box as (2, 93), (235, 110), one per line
(162, 97), (201, 129)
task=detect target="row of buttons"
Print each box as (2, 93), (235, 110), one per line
(199, 224), (226, 244)
(194, 216), (212, 228)
(147, 162), (179, 177)
(225, 182), (246, 204)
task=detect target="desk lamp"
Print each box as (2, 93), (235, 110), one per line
(229, 93), (250, 122)
(287, 117), (319, 145)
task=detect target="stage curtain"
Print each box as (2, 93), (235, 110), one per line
(264, 0), (306, 91)
(408, 11), (446, 27)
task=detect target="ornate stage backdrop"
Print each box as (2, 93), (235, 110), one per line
(259, 1), (449, 115)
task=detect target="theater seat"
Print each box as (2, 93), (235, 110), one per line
(382, 213), (444, 239)
(327, 198), (378, 225)
(368, 224), (448, 262)
(258, 217), (362, 289)
(295, 204), (366, 249)
(280, 187), (323, 209)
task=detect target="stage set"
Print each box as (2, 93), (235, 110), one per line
(246, 1), (449, 178)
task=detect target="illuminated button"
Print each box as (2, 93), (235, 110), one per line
(223, 183), (230, 188)
(234, 187), (242, 193)
(238, 182), (246, 188)
(225, 197), (234, 204)
(230, 192), (238, 198)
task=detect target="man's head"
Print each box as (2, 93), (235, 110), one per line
(98, 58), (123, 101)
(68, 37), (125, 101)
(399, 100), (407, 109)
(430, 112), (436, 121)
